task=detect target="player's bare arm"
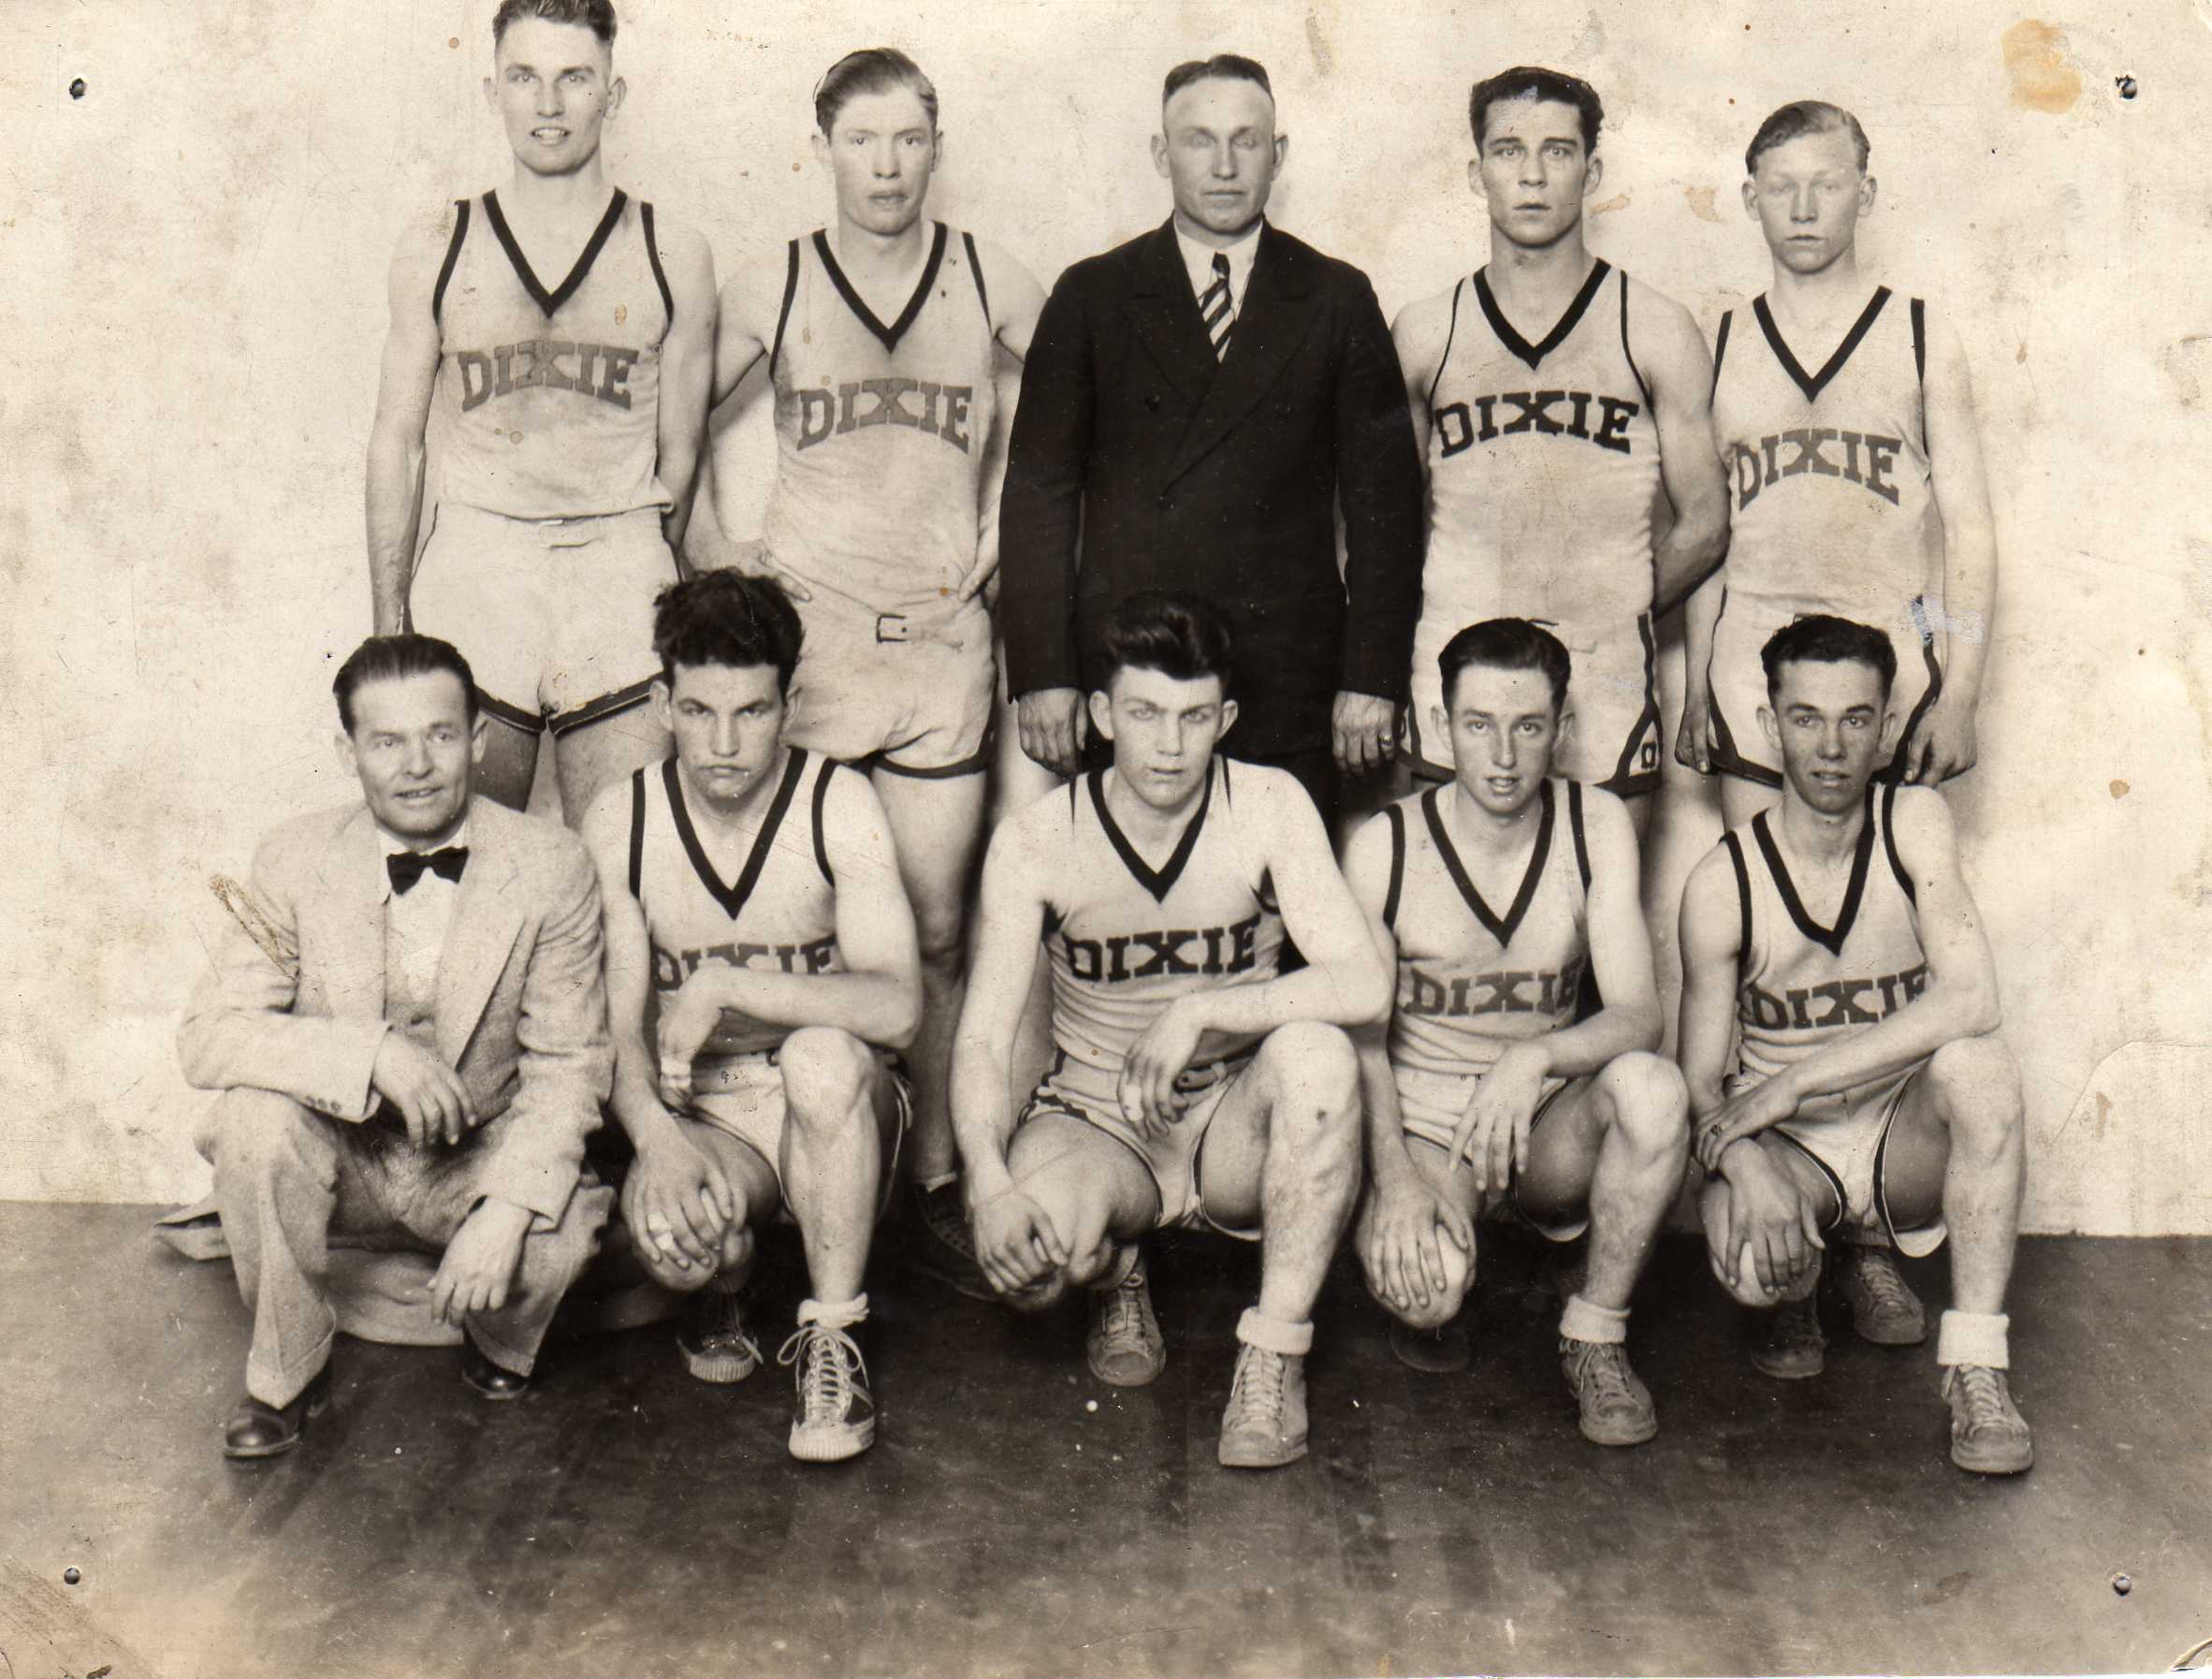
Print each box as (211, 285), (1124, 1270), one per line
(1637, 282), (1731, 620)
(955, 236), (1049, 606)
(694, 249), (814, 593)
(649, 215), (718, 561)
(1910, 305), (1999, 786)
(364, 211), (454, 635)
(1390, 292), (1452, 463)
(1676, 564), (1726, 773)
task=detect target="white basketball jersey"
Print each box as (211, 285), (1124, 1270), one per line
(1710, 287), (1940, 637)
(759, 223), (997, 617)
(628, 751), (848, 1061)
(428, 189), (673, 520)
(1038, 761), (1287, 1077)
(1378, 780), (1590, 1080)
(1418, 261), (1662, 642)
(1724, 784), (1928, 1091)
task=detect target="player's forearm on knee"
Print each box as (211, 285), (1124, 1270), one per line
(704, 968), (918, 1051)
(1202, 964), (1386, 1039)
(950, 1046), (1018, 1201)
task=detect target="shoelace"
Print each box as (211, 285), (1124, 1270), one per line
(1854, 1250), (1917, 1316)
(1099, 1270), (1150, 1340)
(1772, 1295), (1823, 1347)
(1950, 1365), (2014, 1434)
(779, 1323), (866, 1421)
(697, 1292), (762, 1363)
(923, 1189), (980, 1258)
(1229, 1347), (1287, 1430)
(1572, 1342), (1638, 1411)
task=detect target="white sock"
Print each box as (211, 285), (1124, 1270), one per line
(797, 1293), (868, 1333)
(1235, 1307), (1313, 1357)
(1560, 1293), (1629, 1346)
(1936, 1308), (2009, 1370)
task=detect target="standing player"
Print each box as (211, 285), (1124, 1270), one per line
(1679, 102), (1998, 827)
(1392, 67), (1729, 820)
(367, 0), (716, 818)
(577, 570), (922, 1463)
(707, 49), (1046, 1297)
(1346, 620), (1687, 1445)
(1679, 616), (2031, 1474)
(951, 594), (1389, 1469)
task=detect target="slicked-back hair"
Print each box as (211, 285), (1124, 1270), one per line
(1761, 614), (1897, 702)
(492, 0), (616, 48)
(1745, 100), (1870, 176)
(1162, 54), (1273, 110)
(1097, 591), (1236, 694)
(814, 48), (939, 136)
(1469, 65), (1603, 153)
(334, 635), (478, 735)
(1438, 618), (1572, 714)
(652, 570), (807, 695)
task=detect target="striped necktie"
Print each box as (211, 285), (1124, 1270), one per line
(1200, 251), (1234, 360)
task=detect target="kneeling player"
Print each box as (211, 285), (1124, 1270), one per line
(1679, 615), (2030, 1474)
(952, 593), (1390, 1469)
(1346, 620), (1687, 1446)
(580, 571), (922, 1462)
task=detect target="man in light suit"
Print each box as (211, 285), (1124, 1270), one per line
(181, 634), (613, 1460)
(999, 53), (1424, 831)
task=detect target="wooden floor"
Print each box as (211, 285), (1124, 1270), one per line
(2, 1203), (2206, 1678)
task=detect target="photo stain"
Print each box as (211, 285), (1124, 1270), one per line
(1684, 185), (1723, 224)
(68, 78), (85, 99)
(2110, 779), (2130, 798)
(2001, 20), (2082, 114)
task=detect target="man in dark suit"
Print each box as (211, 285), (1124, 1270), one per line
(998, 53), (1423, 827)
(181, 635), (614, 1459)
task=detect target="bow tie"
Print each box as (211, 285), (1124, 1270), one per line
(387, 845), (468, 895)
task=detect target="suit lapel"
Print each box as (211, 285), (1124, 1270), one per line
(434, 800), (525, 1068)
(1162, 223), (1319, 489)
(312, 808), (389, 1021)
(1126, 221), (1215, 407)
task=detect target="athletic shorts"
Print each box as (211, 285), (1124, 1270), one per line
(1392, 1064), (1586, 1242)
(778, 581), (995, 776)
(1707, 592), (1944, 787)
(687, 1046), (911, 1222)
(1743, 1063), (1946, 1258)
(410, 503), (675, 736)
(1017, 1050), (1259, 1240)
(1404, 613), (1661, 796)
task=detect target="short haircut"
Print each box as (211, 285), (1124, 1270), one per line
(652, 570), (807, 694)
(491, 0), (616, 49)
(333, 635), (477, 734)
(814, 48), (939, 136)
(1469, 66), (1603, 153)
(1761, 614), (1896, 702)
(1162, 54), (1273, 110)
(1097, 591), (1236, 694)
(1745, 100), (1870, 176)
(1437, 618), (1572, 714)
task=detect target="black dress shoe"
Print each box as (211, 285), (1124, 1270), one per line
(461, 1338), (531, 1400)
(222, 1365), (332, 1460)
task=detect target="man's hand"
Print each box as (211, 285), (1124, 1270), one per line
(1695, 1074), (1800, 1173)
(1902, 694), (1977, 786)
(1448, 1043), (1548, 1191)
(429, 1196), (531, 1326)
(1332, 691), (1399, 778)
(1014, 688), (1087, 777)
(1715, 1141), (1826, 1297)
(1119, 996), (1205, 1138)
(1676, 683), (1719, 775)
(655, 985), (726, 1111)
(371, 1031), (477, 1146)
(1362, 1172), (1476, 1319)
(630, 1133), (739, 1276)
(970, 1185), (1069, 1297)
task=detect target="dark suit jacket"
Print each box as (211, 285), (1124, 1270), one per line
(999, 219), (1423, 759)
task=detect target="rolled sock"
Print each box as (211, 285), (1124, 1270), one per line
(797, 1293), (868, 1333)
(917, 1172), (958, 1195)
(1935, 1308), (2009, 1370)
(1559, 1293), (1629, 1346)
(1235, 1307), (1313, 1357)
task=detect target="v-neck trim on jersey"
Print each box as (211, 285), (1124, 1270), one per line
(1754, 285), (1892, 403)
(481, 187), (628, 319)
(1751, 794), (1876, 956)
(1090, 763), (1213, 906)
(813, 222), (948, 353)
(1473, 258), (1611, 371)
(1421, 780), (1555, 946)
(665, 750), (808, 920)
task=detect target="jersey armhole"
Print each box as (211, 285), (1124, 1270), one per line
(431, 198), (470, 327)
(1721, 830), (1753, 972)
(812, 755), (837, 886)
(1424, 280), (1463, 413)
(1381, 804), (1406, 931)
(641, 201), (674, 328)
(768, 238), (801, 380)
(626, 766), (648, 901)
(1620, 270), (1653, 407)
(1881, 783), (1915, 906)
(1710, 309), (1733, 399)
(961, 229), (992, 330)
(1910, 297), (1928, 450)
(1568, 781), (1592, 893)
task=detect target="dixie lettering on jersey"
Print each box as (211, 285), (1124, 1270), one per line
(1740, 961), (1928, 1031)
(1433, 389), (1642, 458)
(452, 340), (646, 412)
(1399, 956), (1586, 1019)
(1728, 428), (1905, 510)
(791, 378), (975, 455)
(652, 935), (838, 989)
(1061, 911), (1265, 985)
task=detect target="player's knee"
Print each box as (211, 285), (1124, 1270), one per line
(910, 900), (967, 977)
(1364, 1241), (1471, 1331)
(1926, 1035), (2024, 1143)
(779, 1028), (874, 1130)
(1599, 1051), (1690, 1153)
(1259, 1021), (1361, 1127)
(205, 1088), (320, 1175)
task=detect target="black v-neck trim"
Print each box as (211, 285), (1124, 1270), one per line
(1754, 285), (1891, 403)
(1421, 781), (1555, 946)
(813, 222), (948, 353)
(1751, 795), (1876, 957)
(1090, 763), (1213, 906)
(482, 187), (628, 319)
(664, 750), (807, 920)
(1473, 258), (1611, 371)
